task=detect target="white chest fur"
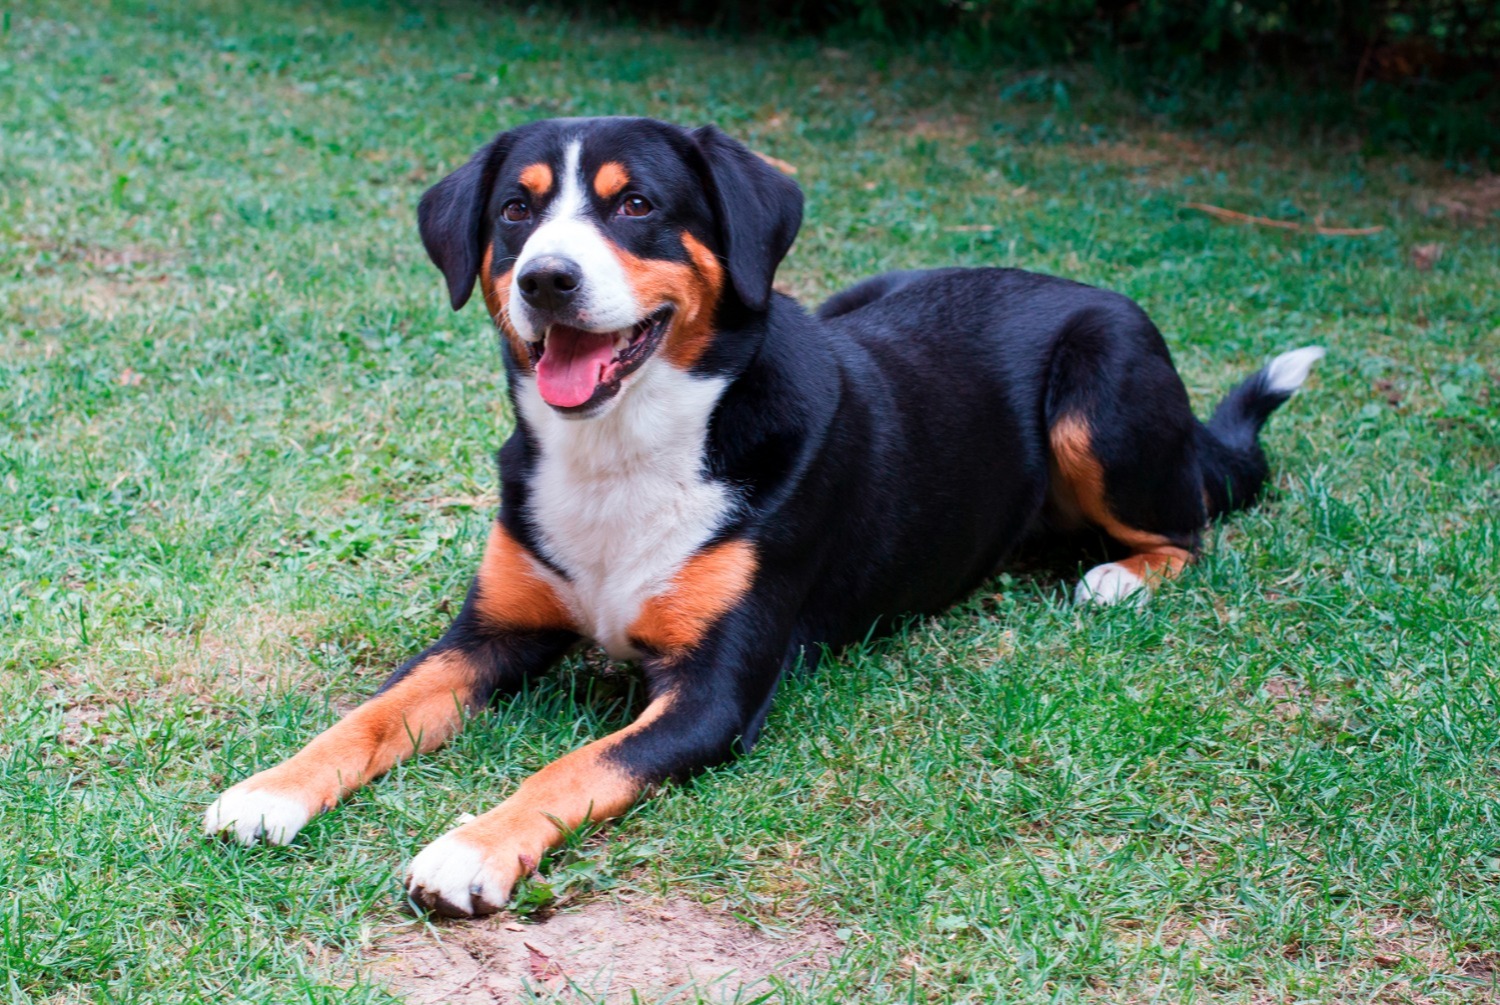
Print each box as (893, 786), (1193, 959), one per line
(514, 365), (734, 658)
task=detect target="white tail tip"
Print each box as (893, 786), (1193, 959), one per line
(1264, 346), (1325, 395)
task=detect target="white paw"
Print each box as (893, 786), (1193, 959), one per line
(1075, 562), (1148, 607)
(204, 787), (311, 846)
(405, 830), (511, 918)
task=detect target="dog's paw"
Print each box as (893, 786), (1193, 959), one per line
(405, 830), (521, 918)
(1075, 562), (1149, 607)
(204, 786), (311, 846)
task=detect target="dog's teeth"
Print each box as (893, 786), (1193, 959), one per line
(614, 333), (630, 352)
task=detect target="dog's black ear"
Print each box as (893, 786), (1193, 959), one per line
(691, 126), (803, 313)
(418, 133), (514, 310)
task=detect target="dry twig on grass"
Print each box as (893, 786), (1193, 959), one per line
(1181, 202), (1385, 236)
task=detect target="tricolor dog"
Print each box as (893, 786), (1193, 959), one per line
(205, 117), (1322, 917)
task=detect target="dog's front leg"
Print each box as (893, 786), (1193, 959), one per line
(204, 522), (577, 845)
(405, 588), (792, 917)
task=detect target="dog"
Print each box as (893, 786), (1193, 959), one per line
(205, 116), (1322, 917)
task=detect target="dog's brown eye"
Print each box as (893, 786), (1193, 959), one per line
(501, 199), (530, 223)
(618, 195), (652, 218)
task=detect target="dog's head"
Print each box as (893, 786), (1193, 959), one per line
(418, 117), (803, 418)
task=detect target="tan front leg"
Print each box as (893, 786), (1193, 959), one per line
(204, 521), (577, 845)
(204, 651), (479, 844)
(404, 696), (673, 916)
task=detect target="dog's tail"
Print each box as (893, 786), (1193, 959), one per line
(1196, 346), (1324, 518)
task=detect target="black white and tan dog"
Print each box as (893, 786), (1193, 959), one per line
(205, 116), (1322, 917)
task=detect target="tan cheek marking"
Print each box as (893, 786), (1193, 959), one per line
(670, 232), (725, 368)
(681, 231), (723, 280)
(479, 244), (498, 313)
(1048, 415), (1182, 554)
(518, 163), (553, 197)
(443, 695), (675, 885)
(236, 651), (477, 813)
(629, 539), (756, 655)
(478, 245), (529, 372)
(593, 161), (629, 199)
(474, 523), (574, 632)
(605, 232), (725, 369)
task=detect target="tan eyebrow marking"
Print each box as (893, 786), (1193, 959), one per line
(593, 161), (630, 199)
(518, 163), (553, 197)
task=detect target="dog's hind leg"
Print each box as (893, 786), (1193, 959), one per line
(1042, 305), (1207, 607)
(204, 522), (577, 845)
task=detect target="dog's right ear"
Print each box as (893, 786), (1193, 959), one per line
(690, 126), (803, 313)
(417, 133), (514, 310)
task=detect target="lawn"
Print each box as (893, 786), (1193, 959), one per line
(3, 0), (1498, 1001)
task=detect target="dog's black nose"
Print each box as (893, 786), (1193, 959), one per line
(517, 257), (582, 312)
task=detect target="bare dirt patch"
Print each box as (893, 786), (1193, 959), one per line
(80, 245), (174, 271)
(36, 600), (330, 754)
(373, 897), (842, 1004)
(171, 602), (331, 699)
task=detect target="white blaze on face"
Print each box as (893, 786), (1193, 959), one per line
(507, 139), (640, 343)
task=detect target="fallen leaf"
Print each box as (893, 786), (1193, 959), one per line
(525, 942), (569, 984)
(118, 368), (143, 386)
(1411, 242), (1443, 270)
(754, 151), (798, 175)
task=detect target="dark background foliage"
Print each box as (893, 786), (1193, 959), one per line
(597, 0), (1499, 164)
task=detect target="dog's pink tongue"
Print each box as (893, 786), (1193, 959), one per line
(535, 327), (617, 408)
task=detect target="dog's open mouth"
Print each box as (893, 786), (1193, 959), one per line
(531, 305), (674, 412)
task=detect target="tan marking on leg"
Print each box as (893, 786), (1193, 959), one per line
(518, 162), (553, 198)
(603, 231), (724, 369)
(416, 695), (674, 909)
(1049, 414), (1184, 553)
(228, 650), (478, 816)
(478, 245), (528, 370)
(1044, 454), (1087, 530)
(474, 523), (575, 632)
(629, 539), (756, 655)
(1116, 547), (1192, 584)
(593, 161), (630, 199)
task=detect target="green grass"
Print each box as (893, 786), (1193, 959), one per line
(3, 0), (1498, 1001)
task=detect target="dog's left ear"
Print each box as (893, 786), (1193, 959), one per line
(418, 132), (515, 310)
(691, 126), (804, 313)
